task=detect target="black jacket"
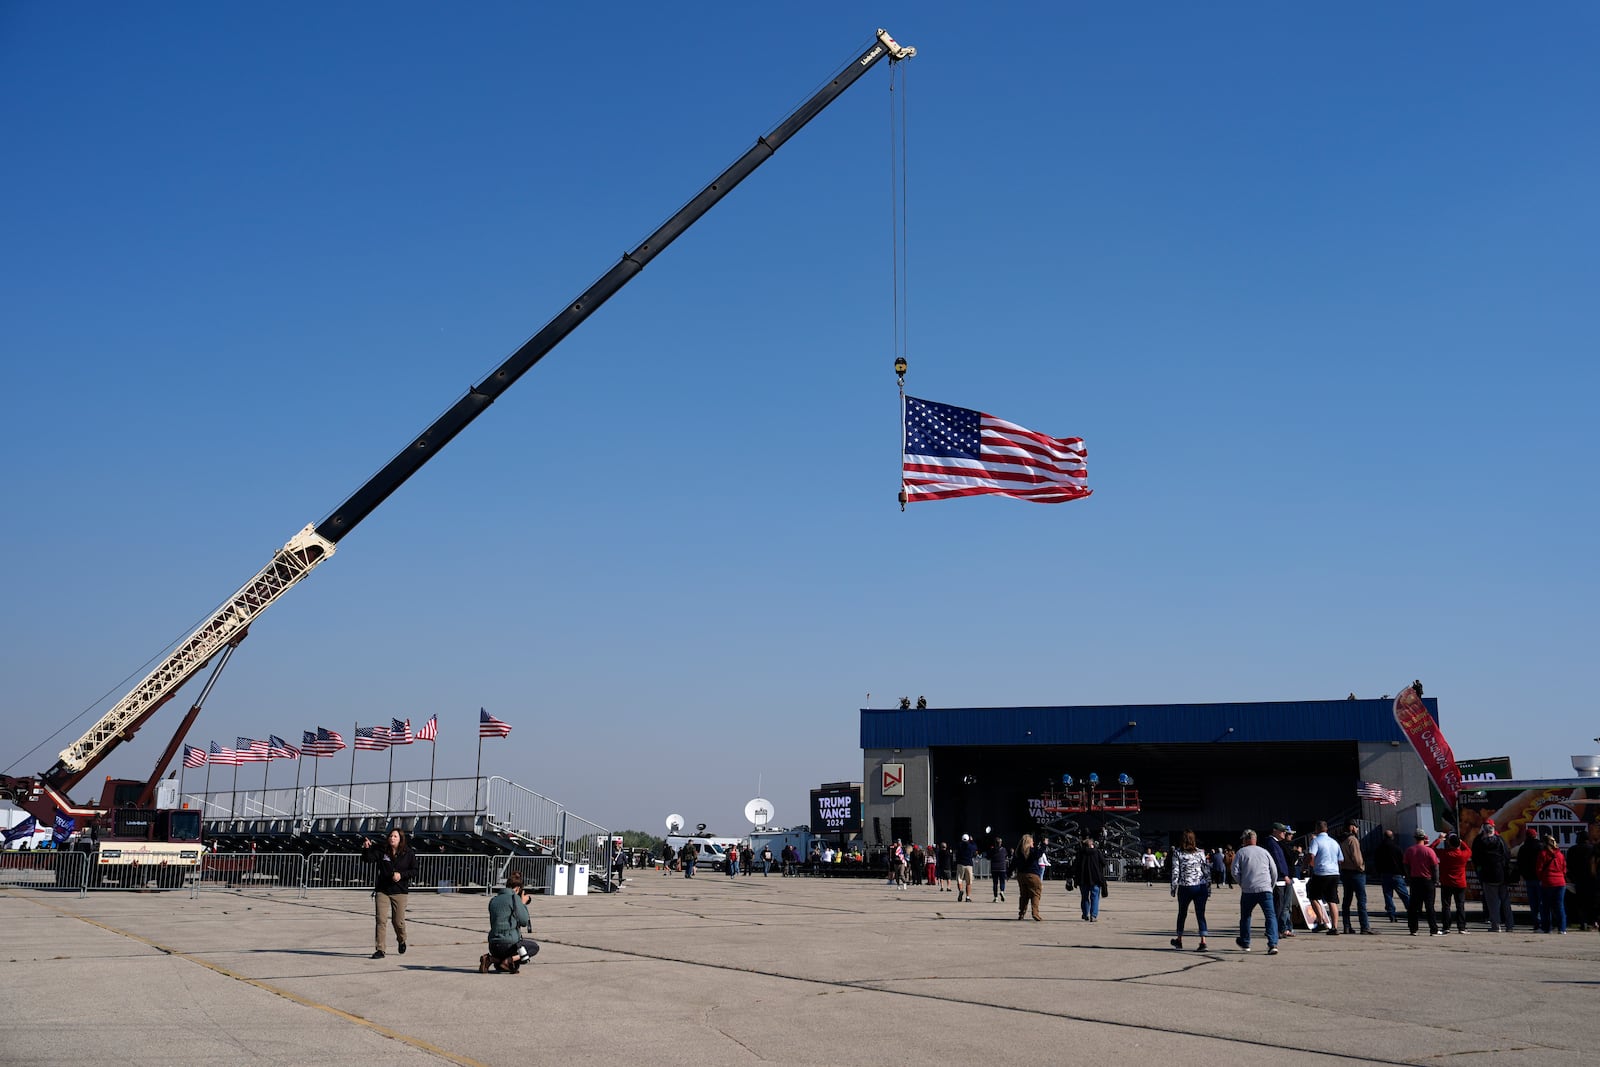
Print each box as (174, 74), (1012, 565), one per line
(362, 843), (415, 895)
(1072, 847), (1108, 890)
(1372, 835), (1406, 878)
(1471, 831), (1511, 885)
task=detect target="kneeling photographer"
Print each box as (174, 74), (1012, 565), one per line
(480, 870), (540, 973)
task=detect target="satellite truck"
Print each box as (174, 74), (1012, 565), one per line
(0, 29), (915, 886)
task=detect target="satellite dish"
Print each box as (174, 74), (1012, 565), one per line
(744, 797), (775, 828)
(665, 813), (685, 834)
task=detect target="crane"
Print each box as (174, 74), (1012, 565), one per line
(0, 30), (915, 878)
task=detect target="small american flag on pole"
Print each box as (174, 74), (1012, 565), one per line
(479, 709), (512, 738)
(389, 718), (415, 745)
(354, 725), (392, 751)
(1356, 781), (1403, 805)
(902, 396), (1091, 504)
(300, 727), (346, 756)
(268, 734), (300, 759)
(234, 737), (271, 763)
(182, 745), (208, 768)
(416, 715), (438, 742)
(209, 742), (240, 767)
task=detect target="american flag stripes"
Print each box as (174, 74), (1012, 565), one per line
(389, 718), (415, 745)
(182, 745), (208, 768)
(417, 715), (438, 742)
(479, 708), (512, 738)
(354, 725), (392, 751)
(234, 737), (271, 763)
(1356, 781), (1403, 805)
(267, 734), (299, 759)
(209, 742), (240, 767)
(301, 727), (346, 756)
(901, 395), (1091, 504)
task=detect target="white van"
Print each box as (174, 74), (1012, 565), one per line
(666, 835), (743, 872)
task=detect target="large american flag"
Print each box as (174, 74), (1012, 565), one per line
(182, 745), (208, 768)
(416, 715), (438, 743)
(479, 708), (512, 739)
(301, 727), (346, 757)
(209, 741), (240, 767)
(902, 395), (1091, 504)
(234, 737), (271, 763)
(268, 734), (300, 759)
(1356, 781), (1403, 805)
(389, 718), (414, 745)
(354, 725), (392, 751)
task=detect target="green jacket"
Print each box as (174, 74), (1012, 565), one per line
(487, 887), (530, 945)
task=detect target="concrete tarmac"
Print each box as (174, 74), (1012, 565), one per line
(2, 873), (1594, 1066)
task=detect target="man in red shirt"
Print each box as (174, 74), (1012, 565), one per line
(1403, 829), (1440, 936)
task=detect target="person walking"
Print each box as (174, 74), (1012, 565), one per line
(1372, 828), (1411, 923)
(1073, 837), (1109, 922)
(1402, 829), (1439, 936)
(936, 842), (953, 892)
(682, 842), (698, 878)
(988, 837), (1010, 903)
(1434, 832), (1471, 934)
(1471, 820), (1513, 932)
(1011, 833), (1045, 921)
(955, 834), (977, 902)
(1231, 829), (1279, 954)
(1306, 821), (1343, 934)
(925, 844), (938, 888)
(1339, 823), (1372, 934)
(1264, 824), (1295, 937)
(761, 844), (774, 876)
(361, 828), (415, 959)
(1536, 832), (1568, 934)
(1169, 829), (1210, 951)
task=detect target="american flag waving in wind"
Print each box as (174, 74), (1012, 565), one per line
(182, 745), (208, 768)
(479, 709), (512, 738)
(901, 396), (1091, 504)
(417, 715), (438, 742)
(1356, 781), (1403, 805)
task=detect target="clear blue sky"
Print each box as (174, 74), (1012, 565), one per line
(4, 4), (1597, 834)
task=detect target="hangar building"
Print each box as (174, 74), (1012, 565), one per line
(860, 697), (1436, 850)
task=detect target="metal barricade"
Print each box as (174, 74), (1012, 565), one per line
(193, 853), (307, 896)
(499, 855), (560, 895)
(0, 850), (88, 895)
(413, 854), (492, 894)
(305, 852), (368, 890)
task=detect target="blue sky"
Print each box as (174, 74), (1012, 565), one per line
(3, 4), (1596, 834)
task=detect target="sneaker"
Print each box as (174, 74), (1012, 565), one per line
(1195, 941), (1207, 951)
(1170, 937), (1183, 949)
(1001, 892), (1006, 901)
(1266, 946), (1279, 955)
(479, 953), (491, 974)
(371, 950), (385, 959)
(398, 939), (407, 955)
(1235, 937), (1250, 952)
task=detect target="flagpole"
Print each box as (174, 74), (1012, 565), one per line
(387, 741), (396, 820)
(310, 742), (320, 820)
(348, 720), (358, 817)
(202, 752), (213, 819)
(474, 719), (484, 824)
(230, 763), (239, 818)
(291, 749), (304, 824)
(262, 752), (271, 816)
(428, 735), (437, 816)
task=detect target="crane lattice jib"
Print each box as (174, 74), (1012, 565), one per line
(52, 526), (335, 785)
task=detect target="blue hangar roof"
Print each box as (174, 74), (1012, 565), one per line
(859, 698), (1437, 749)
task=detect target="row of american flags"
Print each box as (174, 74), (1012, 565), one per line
(181, 709), (513, 768)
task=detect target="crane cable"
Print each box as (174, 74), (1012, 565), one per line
(889, 58), (911, 510)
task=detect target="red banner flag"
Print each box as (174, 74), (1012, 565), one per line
(1393, 682), (1461, 811)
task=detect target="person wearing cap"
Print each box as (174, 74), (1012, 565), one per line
(1516, 827), (1545, 933)
(1264, 824), (1294, 936)
(1471, 819), (1513, 931)
(954, 833), (977, 903)
(1402, 829), (1440, 936)
(1535, 831), (1568, 934)
(1372, 828), (1411, 924)
(1230, 829), (1279, 954)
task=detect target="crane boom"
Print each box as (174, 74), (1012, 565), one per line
(4, 29), (914, 815)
